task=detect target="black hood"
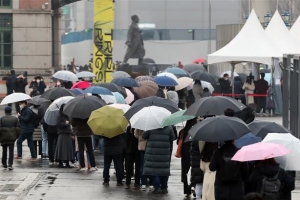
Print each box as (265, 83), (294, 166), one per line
(258, 164), (280, 177)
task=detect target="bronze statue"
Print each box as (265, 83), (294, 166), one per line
(123, 15), (145, 65)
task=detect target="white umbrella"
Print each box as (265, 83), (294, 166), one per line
(76, 71), (96, 78)
(53, 71), (78, 82)
(175, 77), (193, 91)
(201, 81), (214, 93)
(111, 71), (131, 79)
(108, 104), (131, 113)
(263, 133), (300, 170)
(220, 71), (239, 77)
(157, 72), (179, 82)
(44, 96), (74, 126)
(1, 93), (31, 105)
(85, 92), (116, 104)
(129, 106), (171, 131)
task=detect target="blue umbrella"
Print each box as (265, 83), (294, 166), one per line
(154, 76), (178, 87)
(235, 133), (261, 148)
(111, 77), (139, 88)
(84, 86), (113, 95)
(70, 88), (84, 96)
(113, 92), (126, 104)
(164, 67), (190, 78)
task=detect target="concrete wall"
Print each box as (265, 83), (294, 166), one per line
(13, 12), (52, 74)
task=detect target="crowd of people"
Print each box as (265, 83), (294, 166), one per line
(0, 69), (295, 200)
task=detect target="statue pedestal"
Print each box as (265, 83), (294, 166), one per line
(116, 63), (149, 78)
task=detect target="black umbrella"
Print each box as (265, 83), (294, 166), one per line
(143, 58), (155, 64)
(192, 71), (217, 85)
(28, 95), (50, 106)
(187, 116), (250, 142)
(124, 96), (179, 120)
(94, 83), (127, 98)
(249, 120), (290, 139)
(183, 64), (206, 74)
(237, 73), (247, 83)
(184, 96), (246, 117)
(63, 95), (106, 119)
(41, 87), (75, 101)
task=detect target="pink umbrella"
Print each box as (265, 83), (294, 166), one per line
(124, 88), (134, 104)
(193, 58), (206, 64)
(71, 81), (90, 89)
(232, 142), (289, 162)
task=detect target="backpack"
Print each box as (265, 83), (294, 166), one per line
(219, 150), (241, 183)
(30, 109), (40, 128)
(260, 170), (281, 200)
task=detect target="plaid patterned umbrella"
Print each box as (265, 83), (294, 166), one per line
(52, 0), (81, 10)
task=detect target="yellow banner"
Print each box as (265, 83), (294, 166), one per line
(93, 0), (115, 83)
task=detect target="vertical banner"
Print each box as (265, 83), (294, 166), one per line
(93, 0), (115, 83)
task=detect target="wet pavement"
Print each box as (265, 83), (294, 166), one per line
(0, 117), (298, 199)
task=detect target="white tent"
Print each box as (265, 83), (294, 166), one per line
(208, 10), (282, 66)
(266, 10), (300, 54)
(290, 15), (300, 44)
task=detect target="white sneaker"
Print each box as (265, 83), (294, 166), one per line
(149, 185), (154, 192)
(90, 167), (98, 171)
(141, 185), (146, 191)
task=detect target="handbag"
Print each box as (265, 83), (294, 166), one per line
(175, 130), (184, 158)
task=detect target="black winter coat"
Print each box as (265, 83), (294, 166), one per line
(125, 127), (139, 155)
(142, 126), (175, 176)
(103, 134), (123, 155)
(0, 114), (20, 144)
(219, 78), (231, 94)
(6, 75), (16, 94)
(178, 129), (191, 183)
(248, 164), (295, 200)
(190, 141), (204, 184)
(29, 81), (47, 94)
(18, 106), (34, 133)
(235, 106), (255, 124)
(234, 79), (244, 95)
(56, 114), (72, 135)
(71, 118), (93, 137)
(14, 78), (28, 93)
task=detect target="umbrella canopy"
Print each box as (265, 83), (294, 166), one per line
(235, 133), (261, 148)
(70, 88), (84, 96)
(71, 81), (90, 89)
(157, 72), (178, 81)
(220, 71), (239, 77)
(192, 71), (217, 85)
(248, 120), (290, 139)
(134, 81), (158, 98)
(161, 110), (195, 127)
(108, 103), (130, 113)
(263, 133), (300, 170)
(232, 142), (289, 162)
(143, 58), (155, 64)
(184, 64), (206, 74)
(44, 96), (74, 126)
(41, 87), (75, 101)
(135, 76), (154, 83)
(164, 67), (190, 78)
(63, 95), (106, 119)
(190, 70), (205, 79)
(154, 76), (178, 87)
(94, 82), (127, 98)
(53, 70), (78, 82)
(76, 71), (96, 78)
(125, 96), (179, 120)
(129, 106), (171, 131)
(88, 106), (128, 138)
(111, 71), (131, 79)
(175, 77), (194, 91)
(201, 81), (214, 93)
(188, 116), (250, 142)
(111, 77), (139, 88)
(184, 96), (246, 117)
(237, 73), (247, 83)
(112, 92), (126, 104)
(1, 93), (32, 105)
(124, 88), (134, 105)
(85, 86), (113, 96)
(193, 58), (206, 64)
(27, 95), (50, 106)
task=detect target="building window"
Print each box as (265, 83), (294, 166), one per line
(0, 14), (12, 69)
(0, 0), (11, 7)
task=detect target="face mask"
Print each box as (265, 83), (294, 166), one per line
(19, 105), (24, 110)
(37, 80), (40, 83)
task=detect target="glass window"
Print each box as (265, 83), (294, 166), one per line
(1, 0), (11, 7)
(0, 14), (12, 68)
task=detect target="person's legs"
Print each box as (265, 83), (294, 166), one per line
(77, 137), (85, 168)
(48, 134), (55, 162)
(2, 145), (8, 166)
(8, 144), (14, 166)
(125, 155), (134, 186)
(195, 183), (203, 198)
(33, 141), (37, 157)
(103, 155), (113, 183)
(93, 135), (99, 150)
(152, 176), (160, 190)
(99, 137), (104, 154)
(38, 141), (42, 156)
(140, 151), (147, 185)
(84, 137), (96, 167)
(25, 132), (36, 158)
(134, 153), (141, 186)
(112, 154), (123, 184)
(17, 132), (26, 157)
(160, 176), (169, 190)
(262, 97), (267, 113)
(41, 125), (48, 157)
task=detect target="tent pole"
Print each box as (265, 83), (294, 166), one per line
(231, 63), (235, 95)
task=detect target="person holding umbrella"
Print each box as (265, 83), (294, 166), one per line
(192, 80), (203, 102)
